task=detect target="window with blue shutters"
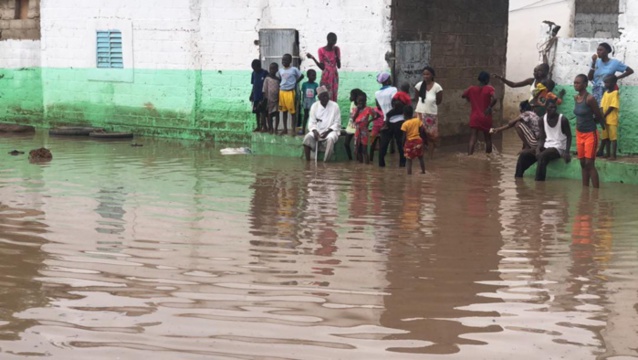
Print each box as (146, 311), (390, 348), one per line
(96, 30), (123, 69)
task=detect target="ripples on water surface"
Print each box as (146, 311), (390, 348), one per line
(0, 132), (636, 359)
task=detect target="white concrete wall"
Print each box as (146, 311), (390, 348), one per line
(615, 0), (638, 86)
(553, 38), (614, 86)
(39, 0), (392, 72)
(553, 0), (638, 87)
(0, 40), (41, 68)
(503, 0), (574, 118)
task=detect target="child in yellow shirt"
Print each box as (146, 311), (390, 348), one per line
(598, 75), (620, 159)
(400, 105), (426, 175)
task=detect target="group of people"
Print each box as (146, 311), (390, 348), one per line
(249, 32), (444, 175)
(250, 33), (341, 137)
(491, 42), (632, 188)
(249, 34), (633, 184)
(299, 68), (444, 175)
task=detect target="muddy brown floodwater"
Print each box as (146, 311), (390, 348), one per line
(0, 132), (636, 359)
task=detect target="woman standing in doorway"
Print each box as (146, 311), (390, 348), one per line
(588, 42), (633, 105)
(573, 74), (606, 188)
(414, 66), (443, 158)
(307, 33), (341, 102)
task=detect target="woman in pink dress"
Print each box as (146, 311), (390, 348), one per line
(462, 71), (497, 155)
(307, 33), (341, 102)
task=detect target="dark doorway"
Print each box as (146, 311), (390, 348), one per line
(394, 40), (431, 98)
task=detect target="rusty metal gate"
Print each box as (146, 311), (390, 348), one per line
(394, 41), (431, 97)
(258, 29), (300, 69)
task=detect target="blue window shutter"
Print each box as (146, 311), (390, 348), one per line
(96, 30), (123, 69)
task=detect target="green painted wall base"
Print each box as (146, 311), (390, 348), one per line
(525, 157), (638, 185)
(1, 67), (380, 143)
(251, 132), (349, 161)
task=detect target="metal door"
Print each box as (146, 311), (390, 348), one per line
(394, 41), (431, 97)
(259, 29), (300, 69)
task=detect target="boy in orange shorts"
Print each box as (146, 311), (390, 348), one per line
(597, 75), (620, 159)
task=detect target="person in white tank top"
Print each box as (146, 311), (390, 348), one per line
(515, 100), (572, 181)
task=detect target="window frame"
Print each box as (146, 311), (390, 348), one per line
(96, 30), (124, 69)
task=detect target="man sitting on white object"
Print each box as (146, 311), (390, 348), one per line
(303, 86), (342, 162)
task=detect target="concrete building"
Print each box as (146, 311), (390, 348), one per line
(551, 0), (638, 155)
(503, 0), (573, 119)
(0, 0), (509, 143)
(505, 0), (638, 155)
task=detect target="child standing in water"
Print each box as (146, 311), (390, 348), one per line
(300, 69), (319, 135)
(262, 62), (280, 134)
(352, 92), (379, 164)
(462, 71), (497, 155)
(345, 88), (364, 160)
(369, 104), (385, 162)
(278, 54), (304, 136)
(401, 105), (426, 175)
(598, 75), (620, 159)
(250, 59), (269, 132)
(414, 67), (443, 158)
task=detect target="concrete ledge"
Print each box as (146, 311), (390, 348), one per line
(526, 157), (638, 184)
(251, 132), (349, 161)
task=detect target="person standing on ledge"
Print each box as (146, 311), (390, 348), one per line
(278, 54), (304, 136)
(249, 59), (269, 132)
(307, 32), (341, 102)
(493, 63), (549, 116)
(588, 42), (633, 105)
(303, 86), (342, 162)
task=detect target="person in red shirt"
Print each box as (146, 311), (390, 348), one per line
(393, 83), (412, 107)
(462, 71), (497, 155)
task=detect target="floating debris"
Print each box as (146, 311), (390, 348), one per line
(29, 148), (52, 162)
(89, 130), (134, 139)
(8, 150), (25, 156)
(0, 124), (35, 133)
(49, 126), (103, 136)
(220, 147), (252, 155)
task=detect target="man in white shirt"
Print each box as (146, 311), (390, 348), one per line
(303, 86), (342, 162)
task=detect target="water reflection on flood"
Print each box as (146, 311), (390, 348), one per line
(0, 132), (636, 359)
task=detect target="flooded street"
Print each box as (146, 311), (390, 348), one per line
(0, 132), (637, 359)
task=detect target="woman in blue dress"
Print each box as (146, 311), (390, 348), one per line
(587, 42), (634, 105)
